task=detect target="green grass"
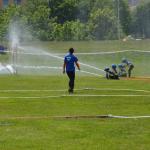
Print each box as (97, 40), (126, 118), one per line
(23, 39), (150, 52)
(16, 40), (150, 76)
(0, 53), (9, 63)
(0, 75), (150, 150)
(0, 40), (150, 149)
(1, 40), (150, 76)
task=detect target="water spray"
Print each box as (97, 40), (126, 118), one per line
(11, 44), (18, 74)
(9, 21), (20, 75)
(18, 46), (104, 76)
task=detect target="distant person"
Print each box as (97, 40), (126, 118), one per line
(122, 58), (134, 77)
(104, 65), (119, 80)
(63, 48), (80, 94)
(118, 64), (127, 77)
(111, 64), (118, 76)
(0, 45), (6, 54)
(104, 67), (112, 79)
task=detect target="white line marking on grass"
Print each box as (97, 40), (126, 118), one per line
(63, 94), (150, 97)
(83, 88), (150, 93)
(79, 70), (102, 77)
(75, 50), (135, 55)
(79, 62), (105, 72)
(109, 115), (150, 119)
(75, 50), (150, 55)
(17, 65), (62, 70)
(14, 49), (150, 56)
(0, 114), (150, 120)
(0, 94), (150, 99)
(0, 88), (149, 93)
(0, 96), (61, 99)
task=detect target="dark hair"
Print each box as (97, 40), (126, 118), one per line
(69, 48), (74, 54)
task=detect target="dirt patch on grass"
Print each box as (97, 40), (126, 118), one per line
(121, 77), (150, 81)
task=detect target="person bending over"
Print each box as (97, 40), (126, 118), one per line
(122, 58), (134, 77)
(104, 66), (119, 80)
(118, 64), (127, 77)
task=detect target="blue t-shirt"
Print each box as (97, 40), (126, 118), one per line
(64, 53), (78, 72)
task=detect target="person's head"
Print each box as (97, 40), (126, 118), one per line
(122, 58), (127, 63)
(111, 64), (117, 69)
(118, 64), (123, 68)
(69, 48), (74, 54)
(104, 67), (110, 72)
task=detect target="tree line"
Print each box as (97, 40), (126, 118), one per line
(0, 0), (150, 41)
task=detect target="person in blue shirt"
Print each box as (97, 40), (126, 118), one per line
(63, 48), (80, 94)
(118, 64), (127, 77)
(111, 64), (118, 76)
(104, 65), (119, 80)
(122, 58), (134, 77)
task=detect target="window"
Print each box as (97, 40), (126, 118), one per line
(3, 0), (9, 7)
(14, 0), (21, 4)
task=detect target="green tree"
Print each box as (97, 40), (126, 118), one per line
(0, 5), (21, 41)
(49, 0), (78, 24)
(131, 1), (150, 38)
(62, 20), (87, 40)
(77, 0), (95, 23)
(0, 0), (135, 41)
(21, 0), (55, 40)
(119, 0), (131, 35)
(88, 7), (118, 40)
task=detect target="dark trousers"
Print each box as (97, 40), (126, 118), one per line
(128, 64), (134, 77)
(67, 71), (75, 92)
(106, 72), (119, 80)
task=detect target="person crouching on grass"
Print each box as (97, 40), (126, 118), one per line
(104, 65), (119, 80)
(63, 48), (80, 94)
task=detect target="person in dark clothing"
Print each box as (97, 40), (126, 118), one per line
(122, 58), (134, 77)
(0, 45), (6, 54)
(118, 64), (127, 77)
(104, 66), (119, 80)
(63, 48), (80, 94)
(111, 64), (118, 76)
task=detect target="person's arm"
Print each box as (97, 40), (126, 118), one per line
(75, 61), (80, 70)
(63, 62), (66, 74)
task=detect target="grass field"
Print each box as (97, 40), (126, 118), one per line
(0, 40), (150, 149)
(0, 75), (150, 150)
(9, 39), (149, 76)
(1, 40), (150, 76)
(24, 39), (150, 52)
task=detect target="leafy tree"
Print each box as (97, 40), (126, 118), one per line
(0, 5), (21, 40)
(62, 20), (87, 40)
(119, 0), (131, 35)
(88, 7), (118, 40)
(131, 1), (150, 38)
(77, 0), (95, 23)
(0, 0), (147, 41)
(49, 0), (78, 24)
